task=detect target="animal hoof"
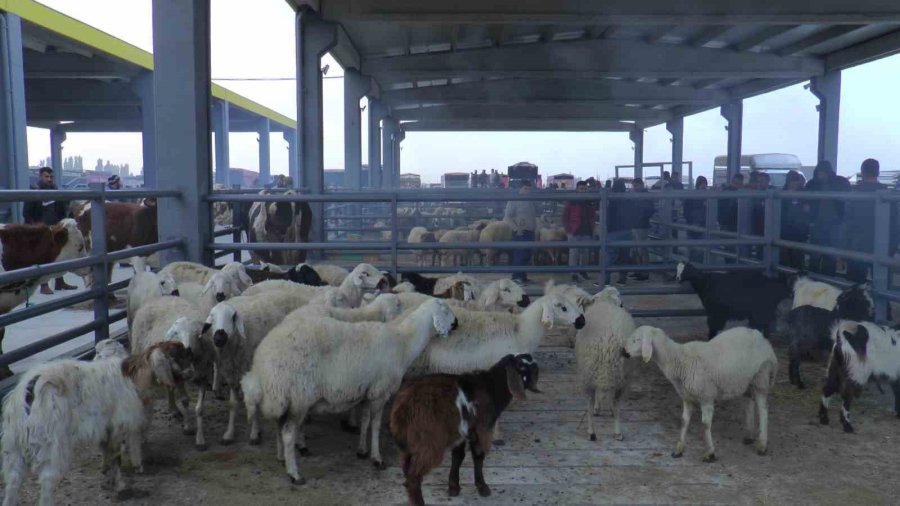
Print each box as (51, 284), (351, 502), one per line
(476, 484), (492, 497)
(742, 438), (755, 445)
(248, 436), (261, 446)
(288, 475), (306, 486)
(796, 383), (806, 390)
(671, 451), (683, 459)
(842, 423), (855, 434)
(298, 446), (311, 457)
(219, 438), (234, 446)
(613, 433), (624, 441)
(819, 411), (830, 425)
(373, 460), (387, 470)
(702, 453), (717, 463)
(492, 439), (506, 447)
(356, 451), (369, 459)
(756, 445), (768, 456)
(589, 433), (597, 442)
(340, 420), (360, 435)
(195, 443), (208, 451)
(448, 485), (461, 497)
(183, 427), (197, 437)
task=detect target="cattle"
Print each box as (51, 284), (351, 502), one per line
(0, 219), (87, 378)
(73, 199), (159, 283)
(245, 190), (311, 265)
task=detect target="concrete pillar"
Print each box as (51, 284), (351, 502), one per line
(133, 73), (157, 187)
(0, 12), (28, 222)
(721, 101), (743, 182)
(283, 130), (297, 185)
(344, 69), (369, 190)
(152, 0), (213, 265)
(666, 117), (684, 183)
(296, 7), (336, 246)
(212, 100), (231, 187)
(381, 117), (398, 189)
(810, 71), (841, 168)
(258, 118), (270, 187)
(50, 127), (66, 173)
(629, 128), (644, 179)
(367, 98), (385, 189)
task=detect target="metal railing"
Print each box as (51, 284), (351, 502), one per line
(0, 184), (184, 376)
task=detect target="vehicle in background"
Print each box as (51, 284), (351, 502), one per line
(712, 153), (811, 188)
(507, 161), (542, 189)
(400, 173), (421, 189)
(547, 173), (576, 189)
(441, 172), (471, 188)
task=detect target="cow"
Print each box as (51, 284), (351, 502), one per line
(73, 199), (159, 284)
(0, 219), (87, 378)
(245, 190), (311, 265)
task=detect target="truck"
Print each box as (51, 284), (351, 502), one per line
(712, 153), (812, 188)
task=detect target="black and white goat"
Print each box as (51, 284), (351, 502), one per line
(786, 284), (873, 388)
(819, 321), (900, 433)
(675, 262), (791, 339)
(389, 354), (540, 506)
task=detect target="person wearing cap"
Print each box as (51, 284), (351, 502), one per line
(24, 167), (77, 294)
(105, 174), (131, 203)
(503, 179), (539, 284)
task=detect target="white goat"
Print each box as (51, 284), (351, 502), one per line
(623, 326), (777, 462)
(241, 298), (458, 484)
(126, 271), (178, 327)
(92, 339), (128, 361)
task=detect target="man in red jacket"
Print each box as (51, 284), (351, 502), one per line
(563, 181), (597, 282)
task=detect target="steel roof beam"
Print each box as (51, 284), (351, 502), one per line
(776, 25), (867, 56)
(393, 103), (671, 122)
(25, 103), (140, 122)
(362, 38), (824, 81)
(732, 25), (799, 52)
(825, 28), (900, 70)
(401, 118), (635, 132)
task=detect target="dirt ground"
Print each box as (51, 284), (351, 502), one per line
(3, 280), (900, 505)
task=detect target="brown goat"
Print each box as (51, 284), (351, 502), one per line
(390, 354), (540, 506)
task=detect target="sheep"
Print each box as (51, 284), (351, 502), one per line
(126, 271), (179, 327)
(675, 262), (791, 338)
(544, 281), (618, 311)
(199, 287), (320, 449)
(537, 224), (568, 265)
(1, 342), (194, 506)
(819, 321), (900, 433)
(439, 228), (480, 266)
(575, 287), (637, 442)
(392, 281), (416, 293)
(792, 275), (842, 310)
(287, 293), (402, 324)
(478, 221), (513, 266)
(176, 271), (241, 317)
(92, 339), (128, 361)
(447, 278), (529, 312)
(304, 263), (350, 286)
(433, 272), (480, 298)
(240, 298), (459, 483)
(390, 354), (540, 506)
(243, 263), (386, 308)
(246, 263), (326, 286)
(160, 260), (253, 293)
(408, 226), (438, 267)
(786, 284), (873, 389)
(623, 326), (777, 461)
(130, 296), (213, 436)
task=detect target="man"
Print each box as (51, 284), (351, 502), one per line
(627, 178), (654, 280)
(562, 181), (596, 282)
(504, 179), (538, 284)
(844, 158), (887, 282)
(718, 173), (744, 232)
(652, 171), (672, 190)
(24, 167), (77, 294)
(803, 160), (850, 275)
(107, 173), (122, 190)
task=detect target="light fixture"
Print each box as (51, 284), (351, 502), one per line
(58, 120), (75, 125)
(321, 64), (330, 75)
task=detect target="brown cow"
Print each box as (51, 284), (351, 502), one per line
(0, 219), (87, 378)
(73, 199), (158, 283)
(246, 190), (311, 265)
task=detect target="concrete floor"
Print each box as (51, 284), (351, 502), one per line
(3, 278), (899, 505)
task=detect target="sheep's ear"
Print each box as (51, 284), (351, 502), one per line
(483, 284), (500, 306)
(201, 278), (213, 295)
(352, 272), (364, 287)
(164, 324), (178, 341)
(201, 322), (212, 335)
(541, 300), (554, 329)
(150, 348), (176, 387)
(234, 312), (247, 337)
(238, 268), (252, 286)
(641, 333), (654, 363)
(505, 362), (527, 401)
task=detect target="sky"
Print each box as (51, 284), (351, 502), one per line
(25, 0), (900, 185)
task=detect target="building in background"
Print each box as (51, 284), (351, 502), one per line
(400, 173), (421, 188)
(547, 173), (576, 189)
(441, 172), (471, 188)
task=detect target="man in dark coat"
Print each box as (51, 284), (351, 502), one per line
(844, 158), (887, 282)
(23, 167), (77, 294)
(803, 160), (850, 275)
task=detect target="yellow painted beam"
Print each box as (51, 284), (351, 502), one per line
(0, 0), (296, 129)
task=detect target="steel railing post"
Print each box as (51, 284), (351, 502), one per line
(704, 196), (717, 265)
(89, 182), (109, 343)
(598, 189), (608, 286)
(391, 193), (399, 278)
(873, 191), (891, 321)
(764, 190), (780, 276)
(230, 184), (241, 262)
(659, 196), (673, 261)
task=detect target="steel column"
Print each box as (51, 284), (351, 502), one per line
(666, 117), (684, 182)
(764, 191), (780, 276)
(152, 0), (213, 265)
(88, 183), (109, 342)
(258, 118), (270, 186)
(721, 101), (743, 182)
(381, 117), (398, 189)
(134, 73), (157, 187)
(0, 12), (28, 223)
(343, 69), (370, 190)
(873, 192), (890, 321)
(394, 129), (405, 187)
(50, 127), (66, 173)
(629, 127), (644, 179)
(367, 98), (385, 188)
(213, 100), (231, 186)
(810, 71), (841, 168)
(283, 130), (298, 185)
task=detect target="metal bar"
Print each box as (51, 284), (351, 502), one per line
(764, 192), (779, 276)
(230, 184), (242, 262)
(391, 263), (764, 275)
(214, 226), (241, 237)
(0, 189), (179, 201)
(873, 195), (891, 320)
(89, 184), (109, 343)
(390, 194), (399, 277)
(0, 255), (102, 286)
(0, 319), (103, 367)
(0, 288), (103, 328)
(598, 188), (608, 285)
(104, 239), (184, 263)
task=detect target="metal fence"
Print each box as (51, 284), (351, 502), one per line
(0, 184), (183, 383)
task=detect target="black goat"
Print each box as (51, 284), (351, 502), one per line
(403, 272), (438, 295)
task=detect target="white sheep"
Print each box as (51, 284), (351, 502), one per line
(199, 288), (316, 449)
(304, 263), (350, 286)
(392, 281), (416, 293)
(433, 272), (480, 298)
(160, 260), (253, 293)
(447, 278), (530, 312)
(1, 342), (194, 506)
(544, 281), (613, 311)
(623, 326), (777, 462)
(92, 339), (128, 361)
(240, 298), (458, 484)
(407, 226), (438, 267)
(287, 293), (402, 324)
(792, 276), (842, 310)
(244, 263), (385, 308)
(126, 271), (179, 327)
(575, 287), (636, 441)
(479, 220), (513, 265)
(537, 224), (568, 265)
(176, 271), (241, 317)
(439, 229), (480, 266)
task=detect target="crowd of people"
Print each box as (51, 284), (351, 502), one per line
(471, 169), (502, 188)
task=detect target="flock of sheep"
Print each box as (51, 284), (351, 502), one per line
(1, 258), (898, 506)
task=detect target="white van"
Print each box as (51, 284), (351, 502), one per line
(712, 153), (811, 188)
